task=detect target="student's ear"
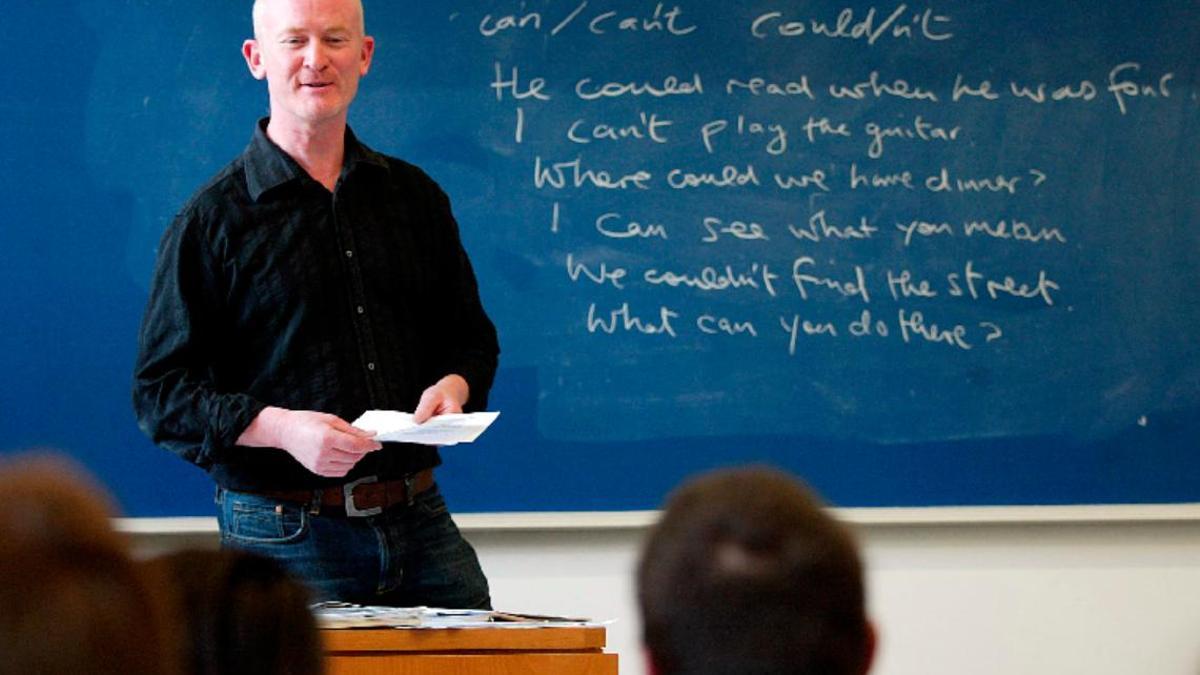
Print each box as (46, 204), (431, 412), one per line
(242, 39), (266, 80)
(643, 647), (660, 675)
(860, 620), (878, 675)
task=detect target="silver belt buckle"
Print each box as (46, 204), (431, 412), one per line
(343, 475), (383, 517)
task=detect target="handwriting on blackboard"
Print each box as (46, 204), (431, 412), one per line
(457, 2), (1181, 357)
(749, 6), (954, 44)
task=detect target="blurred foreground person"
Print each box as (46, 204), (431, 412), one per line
(638, 466), (875, 675)
(148, 548), (324, 675)
(0, 453), (175, 675)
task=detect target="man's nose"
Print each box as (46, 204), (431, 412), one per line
(303, 41), (328, 70)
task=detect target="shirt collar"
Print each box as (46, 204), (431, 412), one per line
(342, 125), (390, 175)
(243, 118), (389, 201)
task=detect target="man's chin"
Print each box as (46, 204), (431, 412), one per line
(291, 102), (346, 122)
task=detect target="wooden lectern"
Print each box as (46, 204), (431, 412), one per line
(323, 625), (618, 675)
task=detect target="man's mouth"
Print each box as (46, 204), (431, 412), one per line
(302, 82), (333, 89)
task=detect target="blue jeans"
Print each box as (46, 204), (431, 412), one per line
(216, 483), (490, 609)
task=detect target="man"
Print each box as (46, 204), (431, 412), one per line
(638, 467), (876, 675)
(133, 0), (498, 609)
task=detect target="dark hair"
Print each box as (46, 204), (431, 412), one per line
(0, 454), (176, 675)
(637, 466), (871, 675)
(149, 548), (323, 675)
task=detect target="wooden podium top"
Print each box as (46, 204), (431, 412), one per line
(322, 625), (618, 675)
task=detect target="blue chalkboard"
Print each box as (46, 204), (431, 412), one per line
(2, 1), (1197, 516)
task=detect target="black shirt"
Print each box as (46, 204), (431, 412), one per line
(133, 120), (499, 491)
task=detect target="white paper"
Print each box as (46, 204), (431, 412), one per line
(351, 410), (499, 445)
(312, 601), (600, 630)
(312, 601), (425, 628)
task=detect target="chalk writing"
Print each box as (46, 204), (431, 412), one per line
(726, 76), (815, 99)
(803, 116), (852, 143)
(897, 309), (972, 349)
(534, 156), (652, 190)
(575, 73), (703, 100)
(697, 314), (758, 337)
(587, 5), (697, 36)
(898, 218), (1066, 246)
(946, 261), (1061, 306)
(750, 6), (954, 45)
(828, 72), (939, 102)
(566, 253), (627, 288)
(667, 165), (761, 189)
(791, 258), (871, 303)
(887, 269), (938, 300)
(644, 263), (780, 297)
(457, 2), (1185, 364)
(864, 115), (961, 159)
(963, 219), (1066, 244)
(1107, 63), (1174, 115)
(478, 3), (696, 38)
(491, 63), (550, 101)
(773, 168), (833, 192)
(567, 113), (673, 145)
(781, 314), (839, 355)
(587, 302), (679, 337)
(701, 217), (768, 243)
(850, 163), (915, 190)
(700, 116), (788, 155)
(596, 212), (669, 239)
(789, 211), (879, 242)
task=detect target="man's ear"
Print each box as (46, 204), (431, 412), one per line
(358, 35), (376, 76)
(242, 39), (266, 80)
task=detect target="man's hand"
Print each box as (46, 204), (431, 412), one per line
(237, 407), (382, 478)
(413, 375), (470, 424)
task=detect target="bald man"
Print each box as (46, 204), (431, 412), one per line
(134, 0), (498, 608)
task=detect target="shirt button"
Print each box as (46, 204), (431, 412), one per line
(345, 250), (354, 258)
(367, 362), (376, 371)
(356, 305), (365, 315)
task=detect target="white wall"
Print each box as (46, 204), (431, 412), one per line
(132, 517), (1200, 675)
(464, 519), (1200, 675)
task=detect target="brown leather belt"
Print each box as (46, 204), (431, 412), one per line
(250, 469), (434, 517)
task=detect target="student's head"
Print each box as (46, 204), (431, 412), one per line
(0, 453), (175, 675)
(637, 466), (874, 675)
(148, 548), (323, 675)
(243, 0), (375, 131)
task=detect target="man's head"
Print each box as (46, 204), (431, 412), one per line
(242, 0), (375, 132)
(0, 454), (175, 675)
(637, 466), (874, 675)
(148, 548), (322, 675)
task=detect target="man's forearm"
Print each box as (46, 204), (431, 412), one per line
(236, 405), (290, 448)
(235, 406), (383, 477)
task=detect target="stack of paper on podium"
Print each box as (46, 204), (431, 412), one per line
(313, 602), (594, 629)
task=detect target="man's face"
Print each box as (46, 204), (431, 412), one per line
(243, 0), (375, 130)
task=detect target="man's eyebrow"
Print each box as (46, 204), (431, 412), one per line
(274, 24), (355, 36)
